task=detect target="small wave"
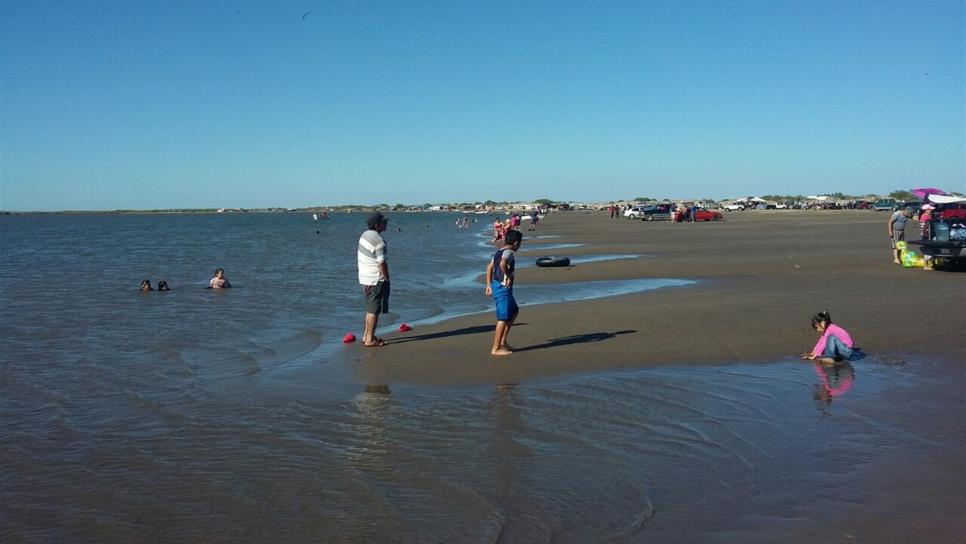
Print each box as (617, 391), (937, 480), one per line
(519, 242), (585, 252)
(391, 278), (694, 333)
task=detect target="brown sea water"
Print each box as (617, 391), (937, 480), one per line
(2, 214), (964, 542)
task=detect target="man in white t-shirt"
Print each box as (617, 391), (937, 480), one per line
(358, 212), (390, 346)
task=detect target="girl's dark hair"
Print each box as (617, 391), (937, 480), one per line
(811, 310), (832, 328)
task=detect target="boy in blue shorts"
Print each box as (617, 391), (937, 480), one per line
(485, 230), (523, 356)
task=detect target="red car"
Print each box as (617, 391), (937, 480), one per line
(937, 202), (966, 220)
(693, 208), (724, 221)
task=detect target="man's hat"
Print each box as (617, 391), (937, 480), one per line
(366, 212), (387, 229)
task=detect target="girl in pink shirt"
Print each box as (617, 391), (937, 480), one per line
(803, 311), (854, 363)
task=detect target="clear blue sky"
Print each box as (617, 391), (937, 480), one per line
(2, 0), (963, 211)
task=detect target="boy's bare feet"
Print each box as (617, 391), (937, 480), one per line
(491, 348), (513, 356)
(364, 338), (389, 347)
(817, 357), (836, 365)
(502, 344), (515, 352)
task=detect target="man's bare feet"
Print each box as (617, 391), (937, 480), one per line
(817, 357), (836, 365)
(491, 348), (513, 356)
(502, 344), (515, 352)
(364, 338), (389, 347)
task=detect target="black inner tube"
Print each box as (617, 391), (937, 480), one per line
(535, 256), (571, 267)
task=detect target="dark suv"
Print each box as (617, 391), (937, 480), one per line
(638, 203), (674, 221)
(872, 199), (898, 211)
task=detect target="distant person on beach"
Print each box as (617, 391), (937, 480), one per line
(917, 204), (936, 270)
(209, 268), (231, 289)
(158, 280), (170, 291)
(802, 311), (855, 364)
(485, 229), (522, 356)
(528, 213), (539, 231)
(888, 206), (914, 264)
(140, 279), (153, 292)
(491, 218), (505, 243)
(917, 204), (934, 240)
(358, 212), (390, 347)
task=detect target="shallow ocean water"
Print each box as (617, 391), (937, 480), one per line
(2, 213), (964, 542)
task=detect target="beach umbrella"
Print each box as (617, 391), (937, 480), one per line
(911, 187), (947, 200)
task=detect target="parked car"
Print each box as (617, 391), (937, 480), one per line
(872, 199), (898, 211)
(693, 208), (724, 221)
(724, 203), (745, 211)
(623, 205), (648, 219)
(900, 202), (923, 214)
(936, 202), (966, 220)
(637, 203), (674, 221)
(908, 199), (966, 266)
(775, 203), (788, 209)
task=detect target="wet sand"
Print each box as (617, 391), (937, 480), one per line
(357, 210), (965, 385)
(344, 209), (966, 542)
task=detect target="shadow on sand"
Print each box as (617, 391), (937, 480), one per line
(513, 330), (637, 352)
(391, 325), (635, 353)
(392, 323), (529, 344)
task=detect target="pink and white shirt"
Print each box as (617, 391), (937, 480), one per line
(811, 324), (853, 358)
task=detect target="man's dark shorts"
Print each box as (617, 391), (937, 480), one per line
(364, 281), (390, 315)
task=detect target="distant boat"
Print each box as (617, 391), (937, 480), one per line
(312, 213), (319, 221)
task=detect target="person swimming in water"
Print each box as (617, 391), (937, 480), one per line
(157, 280), (170, 291)
(140, 279), (153, 292)
(209, 268), (231, 289)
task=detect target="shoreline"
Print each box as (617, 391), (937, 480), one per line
(353, 210), (965, 386)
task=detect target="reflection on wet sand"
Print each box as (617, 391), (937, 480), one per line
(484, 384), (531, 541)
(352, 385), (392, 464)
(812, 361), (855, 413)
(364, 384), (392, 395)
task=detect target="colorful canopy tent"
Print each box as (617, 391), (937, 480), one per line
(927, 194), (966, 204)
(912, 187), (948, 200)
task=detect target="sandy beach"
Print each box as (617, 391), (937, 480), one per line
(359, 210), (965, 385)
(5, 210), (965, 543)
